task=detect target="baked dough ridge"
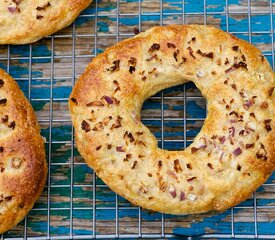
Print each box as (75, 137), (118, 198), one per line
(0, 0), (92, 44)
(0, 69), (47, 233)
(69, 25), (275, 214)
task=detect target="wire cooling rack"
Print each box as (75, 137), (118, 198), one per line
(0, 0), (274, 239)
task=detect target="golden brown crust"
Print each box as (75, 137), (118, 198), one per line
(0, 0), (92, 44)
(69, 25), (275, 214)
(0, 69), (47, 233)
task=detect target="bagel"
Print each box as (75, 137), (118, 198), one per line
(0, 0), (92, 44)
(0, 69), (47, 233)
(69, 25), (275, 214)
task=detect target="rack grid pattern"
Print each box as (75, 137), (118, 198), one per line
(0, 0), (274, 239)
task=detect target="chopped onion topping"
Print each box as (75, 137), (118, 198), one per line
(8, 1), (19, 12)
(239, 129), (247, 136)
(246, 143), (255, 149)
(169, 185), (177, 198)
(245, 122), (256, 131)
(191, 147), (199, 153)
(229, 127), (235, 137)
(229, 111), (239, 117)
(102, 96), (113, 105)
(196, 70), (206, 77)
(243, 99), (254, 110)
(180, 191), (186, 201)
(131, 111), (140, 124)
(219, 152), (224, 162)
(187, 194), (197, 201)
(187, 176), (196, 182)
(107, 60), (120, 72)
(207, 163), (213, 169)
(8, 6), (17, 12)
(239, 89), (248, 99)
(86, 101), (104, 107)
(263, 119), (272, 132)
(219, 136), (226, 144)
(81, 120), (90, 132)
(174, 159), (182, 173)
(233, 147), (242, 157)
(256, 143), (267, 160)
(167, 171), (178, 180)
(116, 146), (125, 152)
(260, 101), (268, 109)
(191, 137), (207, 153)
(139, 184), (148, 194)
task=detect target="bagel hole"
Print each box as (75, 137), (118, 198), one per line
(141, 83), (206, 151)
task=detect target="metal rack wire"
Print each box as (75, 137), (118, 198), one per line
(0, 0), (274, 239)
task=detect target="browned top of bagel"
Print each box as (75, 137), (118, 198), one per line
(0, 0), (92, 44)
(69, 25), (275, 214)
(0, 69), (47, 233)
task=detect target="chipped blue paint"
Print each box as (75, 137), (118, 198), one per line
(9, 44), (51, 60)
(143, 100), (165, 110)
(173, 209), (235, 236)
(73, 229), (94, 235)
(205, 0), (225, 12)
(186, 101), (206, 118)
(32, 44), (52, 58)
(219, 15), (275, 33)
(53, 86), (73, 98)
(87, 0), (116, 15)
(97, 21), (110, 32)
(6, 65), (43, 79)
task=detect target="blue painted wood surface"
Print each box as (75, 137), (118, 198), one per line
(0, 0), (274, 238)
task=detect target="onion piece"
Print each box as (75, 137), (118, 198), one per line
(196, 70), (206, 77)
(116, 146), (125, 152)
(167, 171), (178, 180)
(243, 99), (253, 110)
(180, 191), (186, 201)
(191, 138), (208, 154)
(233, 147), (242, 157)
(219, 152), (224, 162)
(193, 137), (207, 151)
(191, 147), (199, 154)
(131, 111), (140, 124)
(86, 101), (104, 107)
(187, 176), (196, 182)
(246, 143), (255, 149)
(103, 96), (113, 105)
(169, 185), (177, 198)
(229, 127), (235, 137)
(8, 6), (17, 12)
(245, 122), (256, 132)
(219, 136), (226, 144)
(187, 194), (197, 201)
(230, 119), (238, 123)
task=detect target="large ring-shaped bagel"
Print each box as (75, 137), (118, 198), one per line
(69, 25), (275, 214)
(0, 69), (47, 233)
(0, 0), (92, 44)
